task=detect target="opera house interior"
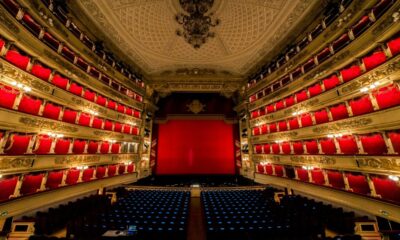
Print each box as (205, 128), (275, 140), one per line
(0, 0), (400, 239)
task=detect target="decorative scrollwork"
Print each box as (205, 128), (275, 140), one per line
(0, 157), (34, 170)
(312, 118), (372, 134)
(356, 158), (400, 171)
(54, 155), (100, 165)
(291, 155), (336, 166)
(19, 117), (78, 132)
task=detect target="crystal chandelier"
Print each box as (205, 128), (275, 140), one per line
(176, 0), (220, 49)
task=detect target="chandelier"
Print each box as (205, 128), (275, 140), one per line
(175, 0), (220, 49)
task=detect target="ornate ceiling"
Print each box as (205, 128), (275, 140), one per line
(73, 0), (321, 94)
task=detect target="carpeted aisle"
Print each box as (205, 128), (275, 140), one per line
(187, 197), (206, 240)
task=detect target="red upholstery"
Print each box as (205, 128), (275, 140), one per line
(54, 139), (70, 154)
(92, 117), (103, 129)
(340, 65), (361, 82)
(62, 109), (77, 124)
(118, 165), (126, 175)
(127, 164), (135, 173)
(274, 165), (284, 177)
(285, 96), (295, 107)
(305, 140), (319, 154)
(323, 75), (340, 90)
(31, 64), (51, 81)
(20, 174), (43, 195)
(388, 37), (400, 56)
(278, 121), (287, 131)
(83, 89), (96, 102)
(107, 100), (116, 110)
(373, 85), (400, 110)
(87, 141), (99, 154)
(297, 168), (309, 182)
(133, 110), (141, 118)
(362, 51), (386, 70)
(314, 109), (329, 124)
(276, 100), (284, 111)
(388, 131), (400, 154)
(289, 118), (299, 129)
(33, 135), (52, 154)
(72, 139), (86, 154)
(296, 90), (308, 103)
(281, 142), (291, 154)
(269, 123), (277, 133)
(338, 135), (359, 155)
(132, 127), (139, 135)
(82, 168), (94, 182)
(347, 174), (370, 194)
(123, 125), (131, 134)
(51, 74), (69, 90)
(0, 85), (19, 109)
(330, 104), (349, 121)
(311, 170), (325, 185)
(96, 95), (107, 106)
(108, 165), (117, 177)
(117, 104), (125, 113)
(300, 113), (313, 127)
(46, 171), (63, 189)
(78, 113), (91, 127)
(265, 165), (273, 175)
(272, 143), (280, 154)
(249, 95), (257, 102)
(320, 138), (336, 154)
(69, 83), (83, 96)
(4, 134), (32, 155)
(350, 96), (373, 116)
(18, 95), (42, 115)
(263, 144), (270, 154)
(260, 124), (267, 134)
(328, 171), (345, 189)
(372, 177), (400, 203)
(293, 141), (304, 154)
(96, 166), (106, 179)
(257, 164), (265, 173)
(266, 104), (275, 113)
(308, 83), (322, 97)
(42, 103), (61, 120)
(251, 111), (259, 119)
(0, 176), (18, 202)
(253, 127), (260, 136)
(100, 142), (110, 154)
(360, 133), (387, 155)
(111, 143), (121, 154)
(104, 120), (113, 131)
(5, 50), (30, 70)
(126, 108), (133, 116)
(254, 145), (263, 154)
(66, 169), (80, 185)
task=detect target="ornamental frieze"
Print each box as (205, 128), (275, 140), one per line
(19, 117), (78, 132)
(42, 50), (89, 81)
(264, 131), (298, 140)
(312, 118), (372, 134)
(284, 98), (320, 115)
(111, 154), (138, 162)
(253, 155), (281, 163)
(290, 155), (336, 166)
(54, 155), (100, 165)
(356, 158), (400, 171)
(0, 7), (20, 34)
(0, 157), (34, 170)
(372, 9), (398, 36)
(70, 97), (107, 114)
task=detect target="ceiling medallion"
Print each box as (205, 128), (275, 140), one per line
(186, 99), (206, 114)
(175, 0), (220, 49)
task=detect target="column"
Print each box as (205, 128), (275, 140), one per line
(60, 170), (68, 186)
(91, 167), (97, 180)
(11, 175), (24, 198)
(294, 167), (299, 180)
(282, 166), (287, 178)
(38, 172), (48, 192)
(342, 171), (351, 191)
(308, 169), (313, 183)
(366, 174), (379, 198)
(382, 132), (395, 154)
(26, 135), (37, 154)
(77, 169), (84, 183)
(0, 131), (10, 154)
(271, 165), (276, 176)
(322, 169), (331, 186)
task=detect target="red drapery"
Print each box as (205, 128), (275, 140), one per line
(289, 118), (299, 130)
(340, 65), (361, 82)
(87, 141), (99, 154)
(323, 75), (340, 90)
(300, 113), (313, 127)
(305, 140), (319, 154)
(328, 171), (345, 189)
(69, 83), (83, 96)
(347, 174), (370, 194)
(31, 64), (51, 81)
(66, 169), (80, 185)
(320, 138), (336, 154)
(330, 104), (349, 121)
(360, 133), (387, 155)
(51, 74), (69, 90)
(297, 168), (309, 182)
(18, 95), (42, 115)
(0, 85), (19, 109)
(62, 109), (77, 124)
(20, 174), (43, 195)
(388, 37), (400, 56)
(4, 134), (32, 155)
(54, 139), (70, 155)
(5, 50), (30, 70)
(350, 96), (374, 116)
(42, 103), (61, 120)
(373, 85), (400, 110)
(0, 176), (18, 202)
(338, 135), (359, 155)
(33, 135), (52, 154)
(372, 177), (400, 203)
(46, 171), (63, 189)
(314, 109), (329, 124)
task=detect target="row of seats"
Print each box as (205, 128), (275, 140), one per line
(249, 0), (395, 102)
(253, 129), (400, 155)
(247, 0), (353, 88)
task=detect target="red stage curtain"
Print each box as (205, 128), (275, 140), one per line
(278, 121), (287, 131)
(372, 177), (400, 203)
(42, 103), (61, 120)
(320, 138), (336, 154)
(323, 75), (340, 90)
(118, 165), (126, 175)
(96, 95), (107, 106)
(305, 140), (319, 154)
(72, 139), (86, 154)
(0, 176), (18, 202)
(107, 100), (116, 110)
(360, 133), (387, 155)
(374, 85), (400, 110)
(340, 65), (361, 82)
(296, 90), (308, 103)
(266, 104), (275, 113)
(285, 96), (295, 107)
(126, 108), (133, 116)
(338, 135), (359, 155)
(260, 124), (267, 135)
(274, 165), (284, 177)
(87, 141), (99, 154)
(309, 83), (322, 97)
(388, 37), (400, 56)
(254, 145), (263, 154)
(311, 169), (325, 185)
(300, 113), (313, 127)
(265, 165), (273, 175)
(289, 118), (299, 130)
(330, 104), (349, 121)
(62, 109), (77, 124)
(117, 104), (125, 113)
(388, 131), (400, 154)
(0, 85), (19, 109)
(328, 171), (345, 189)
(54, 139), (70, 154)
(20, 174), (43, 195)
(31, 64), (51, 81)
(350, 96), (374, 116)
(257, 164), (264, 173)
(51, 74), (69, 90)
(100, 142), (110, 154)
(347, 174), (370, 194)
(108, 165), (117, 177)
(269, 123), (277, 133)
(297, 168), (309, 182)
(69, 83), (83, 96)
(363, 51), (386, 71)
(276, 100), (284, 111)
(83, 89), (95, 102)
(293, 141), (304, 154)
(78, 113), (91, 127)
(66, 169), (80, 185)
(45, 171), (63, 189)
(133, 110), (141, 118)
(272, 143), (280, 154)
(18, 95), (42, 115)
(104, 120), (113, 131)
(4, 134), (32, 155)
(96, 166), (106, 179)
(314, 109), (329, 124)
(281, 142), (291, 154)
(156, 120), (235, 175)
(5, 49), (30, 70)
(92, 117), (103, 129)
(263, 144), (270, 154)
(33, 135), (52, 154)
(111, 143), (121, 154)
(123, 125), (131, 134)
(82, 168), (94, 182)
(127, 164), (135, 173)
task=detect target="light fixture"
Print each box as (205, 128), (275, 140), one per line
(88, 110), (98, 116)
(292, 110), (305, 116)
(0, 174), (3, 179)
(175, 0), (220, 49)
(47, 132), (64, 138)
(389, 175), (399, 181)
(327, 133), (343, 138)
(360, 81), (382, 93)
(11, 81), (31, 92)
(302, 166), (314, 170)
(275, 140), (283, 144)
(109, 140), (116, 143)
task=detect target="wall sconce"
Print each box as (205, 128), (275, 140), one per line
(327, 133), (343, 138)
(10, 81), (31, 92)
(302, 166), (314, 170)
(88, 110), (98, 116)
(389, 175), (399, 182)
(124, 161), (132, 166)
(0, 174), (3, 179)
(109, 140), (116, 143)
(275, 140), (283, 143)
(292, 110), (304, 116)
(47, 132), (64, 138)
(360, 81), (382, 93)
(76, 166), (88, 170)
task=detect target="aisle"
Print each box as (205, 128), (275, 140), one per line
(187, 197), (206, 240)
